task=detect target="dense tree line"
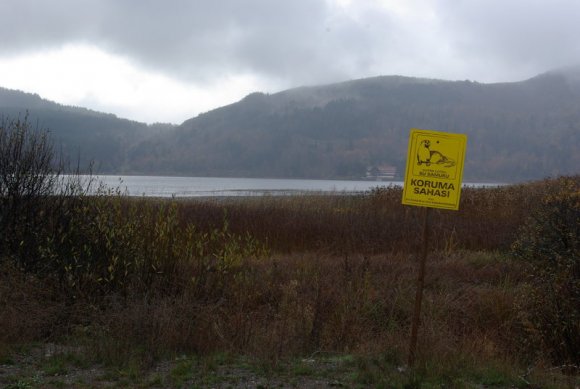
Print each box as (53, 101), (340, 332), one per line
(128, 71), (579, 181)
(3, 69), (580, 182)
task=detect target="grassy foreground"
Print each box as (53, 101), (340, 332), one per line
(0, 176), (578, 388)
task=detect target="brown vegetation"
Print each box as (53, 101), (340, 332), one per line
(1, 174), (578, 387)
(1, 117), (578, 387)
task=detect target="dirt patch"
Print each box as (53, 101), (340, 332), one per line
(0, 344), (358, 388)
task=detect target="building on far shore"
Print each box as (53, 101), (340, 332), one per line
(365, 164), (397, 180)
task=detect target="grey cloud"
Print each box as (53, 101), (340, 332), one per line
(435, 0), (580, 80)
(0, 0), (101, 52)
(96, 0), (395, 85)
(2, 0), (580, 86)
(0, 0), (402, 85)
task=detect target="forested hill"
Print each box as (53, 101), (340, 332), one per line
(0, 87), (173, 172)
(3, 67), (580, 182)
(126, 67), (580, 182)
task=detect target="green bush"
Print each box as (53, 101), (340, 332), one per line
(512, 176), (579, 365)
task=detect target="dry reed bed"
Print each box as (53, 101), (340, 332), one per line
(173, 181), (549, 254)
(0, 176), (578, 379)
(1, 251), (526, 367)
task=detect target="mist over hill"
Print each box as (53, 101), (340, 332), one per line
(0, 87), (173, 172)
(126, 68), (580, 182)
(3, 67), (580, 182)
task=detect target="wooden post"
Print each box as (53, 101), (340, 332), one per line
(408, 206), (431, 367)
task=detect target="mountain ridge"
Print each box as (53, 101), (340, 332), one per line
(0, 86), (175, 172)
(2, 68), (579, 182)
(133, 69), (578, 181)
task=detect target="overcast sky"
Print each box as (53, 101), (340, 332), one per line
(1, 0), (579, 124)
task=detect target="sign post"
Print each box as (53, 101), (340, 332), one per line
(402, 128), (467, 367)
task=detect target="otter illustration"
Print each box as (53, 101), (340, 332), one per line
(416, 140), (455, 168)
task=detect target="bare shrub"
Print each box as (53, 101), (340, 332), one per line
(512, 176), (580, 365)
(0, 115), (89, 273)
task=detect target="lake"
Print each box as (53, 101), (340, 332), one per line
(90, 175), (500, 197)
(92, 175), (402, 197)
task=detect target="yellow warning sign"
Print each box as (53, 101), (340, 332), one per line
(402, 128), (467, 210)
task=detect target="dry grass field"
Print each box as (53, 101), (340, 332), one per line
(1, 176), (578, 388)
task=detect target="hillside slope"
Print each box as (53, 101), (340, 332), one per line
(3, 67), (580, 182)
(127, 69), (580, 181)
(0, 88), (173, 172)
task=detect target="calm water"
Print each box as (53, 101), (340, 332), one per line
(91, 175), (402, 197)
(89, 175), (501, 197)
